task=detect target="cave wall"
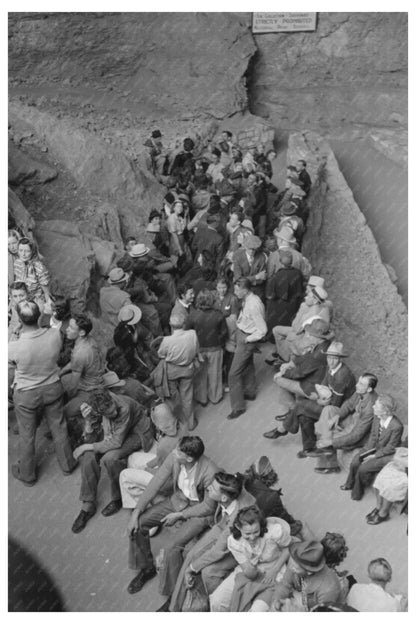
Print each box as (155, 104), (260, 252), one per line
(236, 12), (407, 132)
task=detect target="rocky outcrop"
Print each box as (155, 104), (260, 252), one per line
(295, 131), (407, 420)
(241, 12), (407, 133)
(8, 187), (35, 236)
(8, 12), (256, 121)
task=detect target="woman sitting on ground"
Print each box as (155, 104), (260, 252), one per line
(209, 506), (292, 612)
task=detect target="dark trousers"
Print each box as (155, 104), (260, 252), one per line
(229, 330), (257, 412)
(13, 380), (75, 482)
(346, 452), (393, 500)
(293, 397), (322, 450)
(128, 499), (211, 597)
(79, 433), (142, 504)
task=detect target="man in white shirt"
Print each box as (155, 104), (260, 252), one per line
(227, 278), (267, 419)
(126, 436), (219, 597)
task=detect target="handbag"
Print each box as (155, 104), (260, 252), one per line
(182, 576), (210, 612)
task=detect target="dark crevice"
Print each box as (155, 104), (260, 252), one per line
(243, 48), (260, 115)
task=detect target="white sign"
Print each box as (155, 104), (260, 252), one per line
(252, 12), (317, 33)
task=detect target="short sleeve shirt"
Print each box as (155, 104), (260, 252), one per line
(70, 336), (104, 391)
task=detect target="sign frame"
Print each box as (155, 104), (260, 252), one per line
(252, 12), (317, 34)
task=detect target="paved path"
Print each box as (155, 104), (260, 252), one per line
(8, 344), (407, 611)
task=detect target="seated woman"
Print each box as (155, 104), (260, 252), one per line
(13, 237), (51, 311)
(366, 445), (408, 525)
(8, 229), (21, 292)
(209, 506), (292, 612)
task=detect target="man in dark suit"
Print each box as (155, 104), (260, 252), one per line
(232, 234), (268, 300)
(296, 159), (312, 196)
(340, 394), (403, 500)
(126, 436), (219, 595)
(191, 214), (225, 273)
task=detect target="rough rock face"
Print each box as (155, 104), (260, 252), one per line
(295, 131), (407, 420)
(242, 12), (407, 132)
(8, 12), (256, 121)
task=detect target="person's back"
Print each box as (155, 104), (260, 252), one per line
(71, 335), (104, 392)
(187, 307), (227, 349)
(9, 326), (61, 390)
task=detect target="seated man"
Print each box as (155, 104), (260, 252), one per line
(71, 387), (154, 533)
(126, 436), (219, 597)
(311, 372), (378, 472)
(60, 314), (105, 447)
(340, 394), (403, 501)
(283, 342), (356, 460)
(263, 319), (333, 441)
(166, 472), (255, 612)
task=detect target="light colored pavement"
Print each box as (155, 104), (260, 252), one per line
(8, 345), (408, 611)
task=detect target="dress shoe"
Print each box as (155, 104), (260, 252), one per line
(314, 467), (341, 474)
(297, 450), (314, 459)
(71, 508), (96, 533)
(244, 393), (256, 401)
(101, 499), (122, 517)
(340, 484), (352, 491)
(156, 598), (171, 612)
(127, 567), (157, 594)
(367, 511), (389, 525)
(11, 464), (36, 487)
(263, 428), (288, 439)
(227, 409), (245, 420)
(365, 507), (380, 520)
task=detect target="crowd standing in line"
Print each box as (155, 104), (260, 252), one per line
(8, 128), (407, 612)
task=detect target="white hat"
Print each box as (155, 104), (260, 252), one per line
(129, 243), (150, 258)
(118, 304), (142, 325)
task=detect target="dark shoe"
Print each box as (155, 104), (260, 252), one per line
(314, 467), (341, 474)
(227, 409), (246, 420)
(297, 450), (314, 459)
(188, 418), (199, 431)
(263, 428), (288, 439)
(156, 598), (171, 612)
(101, 499), (122, 517)
(71, 508), (96, 533)
(244, 393), (256, 401)
(11, 464), (36, 487)
(62, 463), (77, 476)
(340, 484), (352, 491)
(367, 511), (389, 525)
(127, 567), (157, 594)
(365, 507), (380, 520)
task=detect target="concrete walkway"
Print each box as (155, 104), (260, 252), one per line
(8, 344), (407, 611)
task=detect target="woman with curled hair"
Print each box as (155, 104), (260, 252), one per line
(185, 289), (228, 405)
(8, 229), (22, 290)
(347, 558), (407, 611)
(210, 505), (292, 612)
(13, 237), (51, 311)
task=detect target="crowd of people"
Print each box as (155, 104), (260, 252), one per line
(8, 128), (407, 612)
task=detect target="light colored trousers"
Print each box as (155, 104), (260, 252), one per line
(119, 447), (157, 508)
(193, 348), (223, 405)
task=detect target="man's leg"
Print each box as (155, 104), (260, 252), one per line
(201, 554), (237, 595)
(101, 433), (142, 503)
(299, 415), (318, 452)
(229, 335), (255, 413)
(178, 375), (196, 429)
(343, 451), (361, 489)
(13, 387), (40, 483)
(62, 387), (91, 448)
(273, 376), (309, 398)
(158, 516), (211, 597)
(79, 451), (101, 508)
(272, 326), (292, 362)
(120, 468), (154, 509)
(128, 499), (175, 571)
(193, 357), (208, 405)
(42, 381), (76, 474)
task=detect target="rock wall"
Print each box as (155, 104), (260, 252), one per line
(8, 12), (256, 121)
(238, 12), (408, 133)
(294, 131), (407, 421)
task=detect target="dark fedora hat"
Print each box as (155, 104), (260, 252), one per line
(289, 540), (326, 572)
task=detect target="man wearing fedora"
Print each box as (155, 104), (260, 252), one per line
(288, 342), (356, 459)
(233, 234), (267, 300)
(268, 540), (341, 611)
(71, 387), (154, 533)
(311, 372), (378, 473)
(99, 267), (132, 334)
(263, 319), (334, 440)
(267, 226), (311, 284)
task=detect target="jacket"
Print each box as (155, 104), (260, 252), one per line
(134, 451), (220, 519)
(283, 340), (331, 395)
(364, 414), (404, 459)
(320, 363), (356, 408)
(332, 391), (378, 450)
